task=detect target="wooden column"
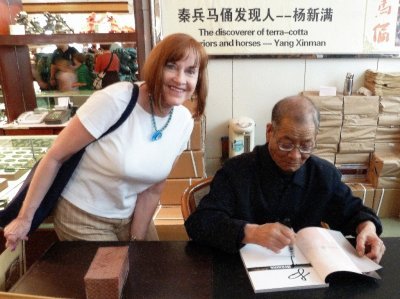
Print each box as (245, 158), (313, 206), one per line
(134, 0), (151, 80)
(0, 0), (36, 122)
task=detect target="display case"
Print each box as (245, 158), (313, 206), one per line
(0, 134), (58, 270)
(0, 135), (56, 205)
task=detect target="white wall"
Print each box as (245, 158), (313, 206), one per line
(204, 57), (400, 176)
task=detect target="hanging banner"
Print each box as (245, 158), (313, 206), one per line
(160, 0), (400, 55)
(364, 0), (400, 53)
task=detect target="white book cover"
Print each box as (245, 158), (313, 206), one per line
(240, 227), (382, 293)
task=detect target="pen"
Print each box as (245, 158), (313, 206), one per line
(282, 218), (295, 257)
(248, 263), (312, 272)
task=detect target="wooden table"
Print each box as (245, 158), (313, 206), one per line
(10, 238), (400, 299)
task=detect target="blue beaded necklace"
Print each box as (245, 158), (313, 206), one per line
(149, 95), (174, 141)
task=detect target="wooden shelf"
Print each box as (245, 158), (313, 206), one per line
(23, 2), (129, 13)
(0, 32), (136, 46)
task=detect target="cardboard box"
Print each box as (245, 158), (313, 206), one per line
(340, 126), (377, 143)
(345, 182), (375, 208)
(342, 114), (378, 126)
(168, 150), (205, 179)
(370, 150), (400, 177)
(368, 167), (400, 188)
(319, 113), (343, 127)
(343, 96), (379, 114)
(160, 178), (202, 205)
(186, 116), (205, 151)
(379, 96), (400, 114)
(375, 126), (400, 143)
(316, 127), (341, 144)
(378, 113), (400, 126)
(375, 142), (400, 152)
(335, 153), (371, 165)
(84, 246), (129, 299)
(154, 205), (189, 241)
(303, 92), (343, 112)
(314, 143), (338, 154)
(338, 142), (375, 153)
(373, 189), (400, 217)
(313, 152), (335, 164)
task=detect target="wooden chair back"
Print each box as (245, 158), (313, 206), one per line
(181, 177), (213, 221)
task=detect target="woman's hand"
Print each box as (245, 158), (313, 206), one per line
(4, 216), (31, 250)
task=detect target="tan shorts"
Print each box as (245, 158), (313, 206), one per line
(53, 197), (158, 241)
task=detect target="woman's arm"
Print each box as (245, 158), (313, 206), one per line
(4, 116), (95, 250)
(130, 180), (166, 240)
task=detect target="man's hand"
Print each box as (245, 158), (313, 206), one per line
(243, 222), (296, 253)
(356, 221), (385, 263)
(4, 217), (30, 251)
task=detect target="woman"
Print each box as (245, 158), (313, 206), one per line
(94, 44), (120, 88)
(4, 33), (208, 249)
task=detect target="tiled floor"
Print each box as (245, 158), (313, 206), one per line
(381, 218), (400, 237)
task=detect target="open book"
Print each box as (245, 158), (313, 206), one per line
(240, 227), (382, 293)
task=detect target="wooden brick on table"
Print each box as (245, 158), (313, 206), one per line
(84, 246), (129, 299)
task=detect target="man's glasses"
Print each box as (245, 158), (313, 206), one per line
(277, 142), (314, 154)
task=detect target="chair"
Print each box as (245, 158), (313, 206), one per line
(181, 176), (213, 221)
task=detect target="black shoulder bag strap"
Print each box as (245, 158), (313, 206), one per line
(0, 83), (139, 233)
(103, 53), (114, 73)
(100, 82), (138, 137)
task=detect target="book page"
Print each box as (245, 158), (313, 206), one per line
(296, 227), (381, 281)
(240, 244), (328, 292)
(247, 266), (326, 293)
(327, 230), (382, 273)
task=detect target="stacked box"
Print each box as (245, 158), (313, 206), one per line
(156, 104), (207, 240)
(186, 116), (206, 151)
(336, 96), (378, 181)
(168, 150), (206, 179)
(345, 182), (375, 208)
(368, 149), (400, 188)
(304, 92), (343, 164)
(376, 96), (400, 150)
(368, 149), (400, 217)
(153, 205), (189, 241)
(339, 96), (378, 154)
(304, 91), (400, 218)
(373, 189), (400, 218)
(160, 178), (202, 205)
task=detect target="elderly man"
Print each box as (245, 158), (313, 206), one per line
(185, 95), (385, 263)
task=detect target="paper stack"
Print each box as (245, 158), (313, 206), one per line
(364, 69), (400, 96)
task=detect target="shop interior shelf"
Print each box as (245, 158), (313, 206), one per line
(0, 33), (136, 46)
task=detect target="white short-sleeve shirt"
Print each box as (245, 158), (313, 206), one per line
(62, 82), (194, 218)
